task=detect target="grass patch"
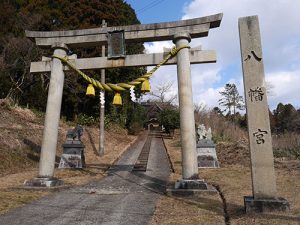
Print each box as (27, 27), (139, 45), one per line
(0, 190), (48, 214)
(0, 147), (39, 176)
(172, 141), (181, 148)
(273, 146), (300, 160)
(160, 130), (300, 225)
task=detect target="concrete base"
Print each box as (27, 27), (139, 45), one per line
(175, 179), (208, 189)
(244, 196), (290, 213)
(166, 179), (214, 196)
(24, 177), (64, 188)
(167, 183), (217, 197)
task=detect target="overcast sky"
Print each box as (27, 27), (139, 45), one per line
(126, 0), (300, 110)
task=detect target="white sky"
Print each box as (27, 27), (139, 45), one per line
(141, 0), (300, 110)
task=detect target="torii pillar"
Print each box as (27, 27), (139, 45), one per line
(174, 33), (198, 179)
(170, 33), (208, 190)
(24, 43), (67, 187)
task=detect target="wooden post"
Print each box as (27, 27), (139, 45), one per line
(99, 20), (107, 157)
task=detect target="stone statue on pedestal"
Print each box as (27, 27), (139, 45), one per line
(59, 124), (86, 169)
(196, 124), (219, 168)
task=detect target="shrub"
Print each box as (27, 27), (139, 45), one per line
(77, 113), (97, 126)
(273, 147), (300, 160)
(126, 103), (148, 134)
(159, 108), (180, 134)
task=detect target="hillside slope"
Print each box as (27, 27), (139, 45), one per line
(0, 99), (135, 176)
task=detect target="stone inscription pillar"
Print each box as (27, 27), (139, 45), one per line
(173, 33), (198, 179)
(239, 15), (289, 212)
(39, 44), (68, 177)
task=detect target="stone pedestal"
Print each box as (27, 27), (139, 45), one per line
(196, 140), (219, 168)
(175, 179), (208, 189)
(166, 180), (218, 197)
(59, 141), (85, 168)
(244, 196), (290, 213)
(24, 177), (63, 187)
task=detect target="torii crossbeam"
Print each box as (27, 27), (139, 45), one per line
(24, 13), (223, 187)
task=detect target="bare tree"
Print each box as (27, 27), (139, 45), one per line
(194, 102), (207, 125)
(194, 102), (206, 113)
(2, 37), (41, 103)
(150, 81), (177, 103)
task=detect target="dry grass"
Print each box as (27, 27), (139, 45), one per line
(273, 133), (300, 150)
(0, 189), (48, 215)
(195, 110), (248, 142)
(0, 103), (138, 214)
(202, 164), (300, 225)
(273, 133), (300, 160)
(216, 139), (250, 167)
(150, 194), (224, 225)
(153, 130), (300, 225)
(0, 134), (136, 215)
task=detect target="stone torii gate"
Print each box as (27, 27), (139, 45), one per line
(25, 13), (223, 187)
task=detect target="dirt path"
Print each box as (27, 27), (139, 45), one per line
(0, 131), (171, 225)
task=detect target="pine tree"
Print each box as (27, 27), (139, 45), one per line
(218, 83), (245, 126)
(218, 83), (245, 115)
(273, 103), (299, 133)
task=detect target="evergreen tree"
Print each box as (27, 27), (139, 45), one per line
(218, 83), (245, 116)
(159, 108), (180, 135)
(126, 103), (148, 134)
(0, 0), (146, 122)
(273, 103), (299, 133)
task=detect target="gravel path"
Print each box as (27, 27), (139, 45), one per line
(0, 131), (171, 225)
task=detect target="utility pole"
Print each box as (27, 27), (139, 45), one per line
(99, 20), (107, 157)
